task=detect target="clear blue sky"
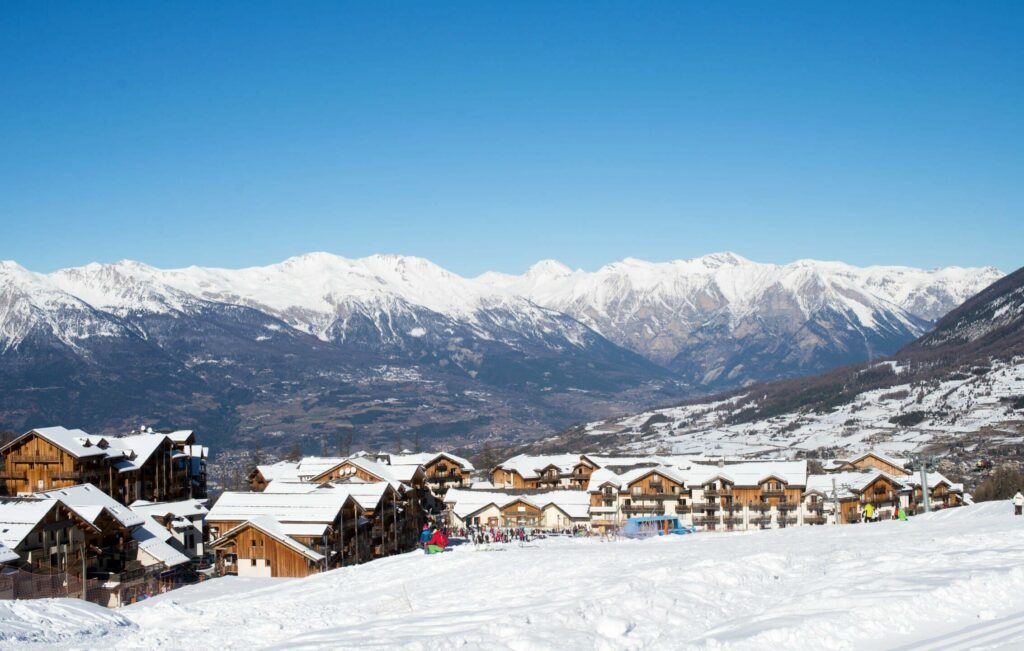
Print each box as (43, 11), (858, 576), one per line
(1, 1), (1021, 275)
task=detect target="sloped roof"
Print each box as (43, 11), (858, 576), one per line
(36, 484), (145, 528)
(133, 516), (190, 567)
(0, 499), (78, 549)
(11, 427), (109, 459)
(806, 471), (907, 499)
(495, 454), (584, 479)
(214, 516), (324, 562)
(388, 451), (475, 471)
(0, 541), (19, 564)
(444, 488), (590, 520)
(208, 491), (353, 525)
(130, 499), (209, 520)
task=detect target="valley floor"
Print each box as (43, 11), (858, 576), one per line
(3, 502), (1024, 650)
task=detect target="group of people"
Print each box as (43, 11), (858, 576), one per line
(419, 524), (450, 554)
(862, 502), (908, 522)
(469, 526), (532, 545)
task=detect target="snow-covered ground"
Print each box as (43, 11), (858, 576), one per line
(4, 502), (1024, 649)
(585, 358), (1024, 458)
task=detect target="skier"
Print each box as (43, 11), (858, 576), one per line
(898, 507), (907, 521)
(864, 503), (874, 522)
(1013, 491), (1024, 516)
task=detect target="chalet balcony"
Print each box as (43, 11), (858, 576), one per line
(691, 515), (716, 526)
(50, 471), (83, 481)
(622, 505), (665, 516)
(761, 489), (787, 498)
(723, 515), (744, 526)
(777, 502), (796, 512)
(695, 501), (722, 511)
(862, 492), (897, 503)
(632, 492), (677, 501)
(748, 503), (771, 512)
(0, 471), (27, 481)
(804, 515), (827, 525)
(778, 516), (799, 528)
(702, 488), (728, 498)
(10, 455), (61, 464)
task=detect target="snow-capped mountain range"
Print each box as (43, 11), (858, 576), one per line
(0, 252), (1003, 450)
(3, 252), (1000, 358)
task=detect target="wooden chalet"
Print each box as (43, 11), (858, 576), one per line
(0, 427), (200, 505)
(212, 516), (326, 578)
(824, 452), (911, 477)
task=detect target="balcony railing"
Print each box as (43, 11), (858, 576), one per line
(10, 455), (61, 464)
(0, 471), (27, 481)
(804, 515), (827, 525)
(748, 503), (771, 512)
(761, 489), (787, 498)
(50, 471), (83, 481)
(623, 505), (665, 515)
(695, 501), (722, 511)
(703, 488), (731, 498)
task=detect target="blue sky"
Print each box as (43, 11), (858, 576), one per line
(1, 1), (1021, 275)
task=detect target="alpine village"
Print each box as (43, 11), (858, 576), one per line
(0, 419), (966, 607)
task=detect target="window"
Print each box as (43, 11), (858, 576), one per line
(266, 559), (271, 568)
(251, 539), (256, 547)
(251, 559), (256, 567)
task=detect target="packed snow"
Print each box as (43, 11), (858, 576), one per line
(3, 502), (1024, 649)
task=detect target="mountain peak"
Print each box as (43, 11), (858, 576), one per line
(525, 259), (573, 279)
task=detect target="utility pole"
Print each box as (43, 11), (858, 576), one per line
(832, 477), (839, 524)
(919, 463), (931, 514)
(81, 543), (87, 601)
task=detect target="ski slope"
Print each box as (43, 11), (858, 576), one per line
(3, 502), (1024, 650)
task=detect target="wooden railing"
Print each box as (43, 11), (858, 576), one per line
(10, 455), (61, 464)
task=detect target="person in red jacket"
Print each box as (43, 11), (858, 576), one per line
(427, 528), (448, 554)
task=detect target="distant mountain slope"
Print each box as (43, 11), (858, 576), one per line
(547, 265), (1024, 463)
(905, 266), (1024, 356)
(479, 253), (1001, 388)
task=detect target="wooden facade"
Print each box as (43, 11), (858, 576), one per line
(0, 430), (193, 505)
(422, 455), (472, 491)
(213, 523), (325, 578)
(500, 499), (543, 527)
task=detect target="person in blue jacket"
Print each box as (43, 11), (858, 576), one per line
(419, 524), (432, 553)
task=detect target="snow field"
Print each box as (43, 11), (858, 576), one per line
(3, 501), (1024, 650)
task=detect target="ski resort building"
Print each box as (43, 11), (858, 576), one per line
(0, 427), (208, 505)
(444, 488), (591, 529)
(823, 452), (912, 477)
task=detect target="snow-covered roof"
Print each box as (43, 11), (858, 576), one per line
(0, 499), (85, 549)
(216, 516), (324, 563)
(0, 541), (19, 564)
(36, 484), (145, 529)
(387, 451), (476, 471)
(105, 433), (168, 472)
(806, 471), (907, 499)
(208, 491), (354, 525)
(130, 499), (209, 520)
(133, 516), (190, 567)
(686, 461), (808, 488)
(166, 430), (195, 444)
(14, 426), (110, 459)
(444, 488), (591, 520)
(495, 454), (586, 479)
(255, 461), (300, 483)
(832, 451), (910, 472)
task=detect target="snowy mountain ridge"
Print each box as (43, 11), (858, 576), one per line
(2, 252), (1001, 360)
